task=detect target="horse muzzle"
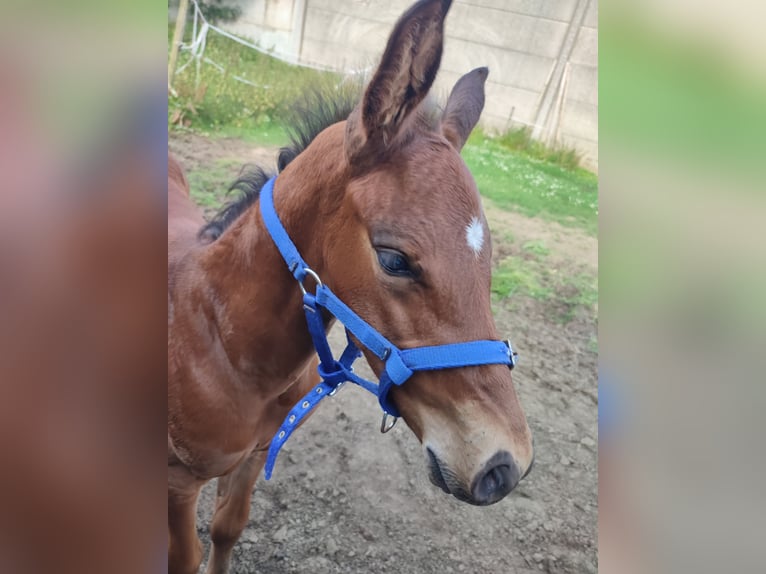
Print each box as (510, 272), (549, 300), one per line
(426, 448), (522, 506)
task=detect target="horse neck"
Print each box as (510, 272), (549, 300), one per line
(193, 149), (346, 391)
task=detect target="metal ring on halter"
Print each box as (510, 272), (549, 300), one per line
(298, 268), (323, 295)
(380, 412), (398, 433)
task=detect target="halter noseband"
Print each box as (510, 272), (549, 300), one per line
(260, 177), (517, 479)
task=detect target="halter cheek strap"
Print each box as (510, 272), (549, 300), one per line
(259, 177), (517, 479)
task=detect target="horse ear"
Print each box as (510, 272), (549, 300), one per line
(440, 67), (488, 151)
(345, 0), (452, 167)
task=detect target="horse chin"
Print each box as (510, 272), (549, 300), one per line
(427, 455), (450, 494)
(426, 448), (472, 503)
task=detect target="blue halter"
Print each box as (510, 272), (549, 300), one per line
(260, 177), (517, 479)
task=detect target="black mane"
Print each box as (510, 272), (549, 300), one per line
(199, 84), (361, 241)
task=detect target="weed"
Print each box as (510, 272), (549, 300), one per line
(500, 231), (515, 244)
(564, 272), (599, 308)
(522, 240), (550, 258)
(553, 272), (598, 323)
(186, 159), (242, 213)
(168, 25), (339, 134)
(492, 258), (552, 301)
(492, 254), (597, 324)
(495, 126), (583, 171)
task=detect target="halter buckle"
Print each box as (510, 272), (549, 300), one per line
(380, 412), (398, 433)
(504, 339), (519, 370)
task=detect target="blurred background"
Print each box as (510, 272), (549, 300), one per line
(599, 1), (765, 573)
(0, 1), (166, 572)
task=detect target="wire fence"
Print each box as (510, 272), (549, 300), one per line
(175, 0), (371, 90)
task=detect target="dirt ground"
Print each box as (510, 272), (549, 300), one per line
(170, 133), (598, 574)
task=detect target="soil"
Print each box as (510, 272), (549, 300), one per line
(170, 132), (598, 574)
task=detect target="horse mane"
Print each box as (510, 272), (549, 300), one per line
(199, 83), (362, 241)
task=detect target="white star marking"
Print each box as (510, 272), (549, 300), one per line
(465, 217), (485, 256)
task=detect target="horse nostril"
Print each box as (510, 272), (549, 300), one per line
(470, 451), (520, 506)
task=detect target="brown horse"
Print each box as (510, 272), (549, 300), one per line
(168, 1), (534, 572)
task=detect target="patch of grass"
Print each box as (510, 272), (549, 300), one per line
(565, 272), (599, 308)
(169, 24), (339, 135)
(206, 121), (289, 147)
(173, 118), (290, 148)
(465, 130), (598, 235)
(186, 159), (241, 210)
(496, 126), (583, 171)
(492, 254), (597, 323)
(500, 230), (515, 244)
(522, 240), (550, 258)
(492, 258), (552, 300)
(556, 272), (599, 323)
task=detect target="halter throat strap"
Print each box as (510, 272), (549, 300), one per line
(259, 177), (517, 479)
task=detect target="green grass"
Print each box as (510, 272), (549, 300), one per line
(496, 126), (583, 171)
(492, 258), (552, 301)
(463, 130), (598, 235)
(185, 159), (242, 210)
(522, 240), (551, 258)
(558, 272), (599, 322)
(169, 24), (339, 133)
(499, 231), (516, 245)
(492, 232), (596, 323)
(172, 118), (290, 148)
(204, 122), (289, 146)
(492, 256), (597, 323)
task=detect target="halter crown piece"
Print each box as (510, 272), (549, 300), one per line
(260, 177), (518, 479)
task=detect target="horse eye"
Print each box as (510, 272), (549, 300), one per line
(376, 249), (412, 276)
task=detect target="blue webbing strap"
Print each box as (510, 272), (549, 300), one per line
(259, 178), (308, 282)
(302, 293), (336, 373)
(315, 287), (391, 360)
(314, 285), (516, 415)
(400, 341), (515, 371)
(260, 177), (517, 479)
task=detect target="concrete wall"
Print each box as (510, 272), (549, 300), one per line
(221, 0), (598, 169)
